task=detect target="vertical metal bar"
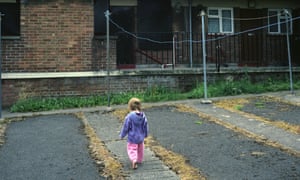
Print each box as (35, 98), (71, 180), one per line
(201, 11), (208, 99)
(188, 0), (193, 68)
(0, 12), (4, 118)
(172, 35), (176, 70)
(105, 10), (111, 107)
(284, 9), (293, 94)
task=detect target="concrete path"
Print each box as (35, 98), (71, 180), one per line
(84, 111), (180, 180)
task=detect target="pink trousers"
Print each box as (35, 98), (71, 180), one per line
(127, 142), (144, 163)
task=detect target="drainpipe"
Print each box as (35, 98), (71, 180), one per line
(188, 0), (193, 68)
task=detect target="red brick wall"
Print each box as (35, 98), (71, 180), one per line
(1, 0), (119, 107)
(3, 1), (95, 72)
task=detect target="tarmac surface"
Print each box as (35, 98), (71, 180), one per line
(0, 90), (299, 179)
(0, 114), (104, 180)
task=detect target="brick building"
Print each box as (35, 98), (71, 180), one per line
(1, 0), (300, 107)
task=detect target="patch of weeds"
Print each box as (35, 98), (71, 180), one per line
(10, 76), (300, 113)
(255, 101), (265, 108)
(194, 120), (203, 125)
(235, 105), (244, 111)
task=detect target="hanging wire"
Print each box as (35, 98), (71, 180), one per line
(109, 19), (174, 44)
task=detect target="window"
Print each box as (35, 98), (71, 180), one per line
(208, 8), (233, 33)
(0, 0), (20, 36)
(268, 9), (292, 34)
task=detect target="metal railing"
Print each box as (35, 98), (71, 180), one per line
(115, 32), (300, 69)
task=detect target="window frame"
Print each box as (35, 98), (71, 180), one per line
(268, 9), (293, 35)
(207, 7), (234, 34)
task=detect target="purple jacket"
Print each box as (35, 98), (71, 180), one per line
(120, 111), (148, 144)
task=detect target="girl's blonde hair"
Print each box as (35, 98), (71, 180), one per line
(128, 97), (142, 111)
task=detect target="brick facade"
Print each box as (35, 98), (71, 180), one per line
(3, 1), (95, 72)
(2, 0), (118, 107)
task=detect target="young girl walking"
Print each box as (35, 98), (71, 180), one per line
(120, 97), (149, 169)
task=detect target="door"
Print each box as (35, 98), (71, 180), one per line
(240, 9), (264, 66)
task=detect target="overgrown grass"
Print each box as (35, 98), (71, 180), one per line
(10, 76), (300, 112)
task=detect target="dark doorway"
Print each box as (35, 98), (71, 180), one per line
(110, 6), (135, 68)
(239, 9), (264, 66)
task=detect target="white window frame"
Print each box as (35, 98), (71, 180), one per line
(268, 9), (293, 34)
(207, 7), (234, 34)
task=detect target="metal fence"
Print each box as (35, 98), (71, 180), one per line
(116, 32), (300, 69)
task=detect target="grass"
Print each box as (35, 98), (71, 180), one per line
(10, 76), (300, 112)
(255, 102), (265, 108)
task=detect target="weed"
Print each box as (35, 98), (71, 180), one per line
(235, 105), (243, 111)
(194, 120), (203, 125)
(255, 102), (265, 108)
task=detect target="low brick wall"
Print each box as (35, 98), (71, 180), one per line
(3, 67), (299, 108)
